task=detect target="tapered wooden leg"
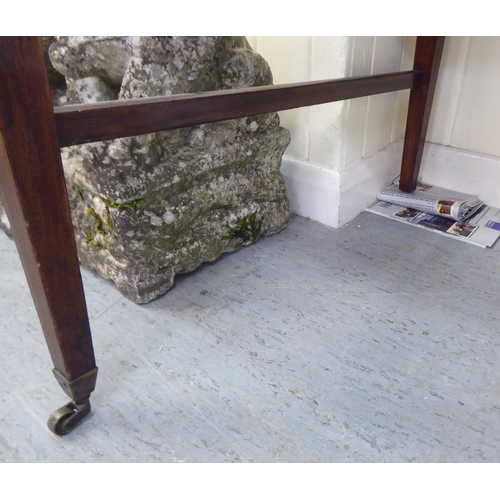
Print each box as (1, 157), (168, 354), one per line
(399, 36), (445, 192)
(0, 37), (97, 434)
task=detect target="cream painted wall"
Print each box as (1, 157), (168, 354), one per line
(248, 36), (412, 227)
(344, 36), (411, 164)
(420, 37), (500, 209)
(428, 36), (500, 157)
(248, 36), (411, 171)
(247, 36), (350, 168)
(247, 36), (500, 227)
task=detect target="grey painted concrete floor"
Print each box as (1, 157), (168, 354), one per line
(1, 212), (500, 463)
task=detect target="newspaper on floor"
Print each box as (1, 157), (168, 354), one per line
(366, 181), (500, 248)
(376, 178), (484, 221)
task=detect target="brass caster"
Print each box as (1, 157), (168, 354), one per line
(47, 398), (91, 436)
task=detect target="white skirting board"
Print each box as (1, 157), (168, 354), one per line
(280, 141), (403, 229)
(280, 141), (500, 229)
(279, 157), (340, 229)
(419, 143), (500, 209)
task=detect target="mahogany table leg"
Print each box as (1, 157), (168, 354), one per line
(0, 37), (97, 435)
(399, 36), (445, 192)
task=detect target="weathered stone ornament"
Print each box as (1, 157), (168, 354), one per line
(1, 37), (291, 304)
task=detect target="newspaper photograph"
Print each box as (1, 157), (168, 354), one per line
(376, 178), (483, 221)
(366, 200), (500, 248)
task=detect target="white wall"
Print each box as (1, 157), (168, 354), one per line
(339, 37), (414, 226)
(247, 36), (352, 226)
(421, 37), (500, 208)
(248, 36), (500, 228)
(247, 36), (350, 167)
(428, 37), (500, 156)
(248, 36), (412, 227)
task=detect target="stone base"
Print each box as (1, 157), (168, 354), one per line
(64, 117), (290, 304)
(0, 36), (291, 304)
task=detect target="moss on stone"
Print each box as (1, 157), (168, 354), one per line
(104, 206), (114, 231)
(86, 207), (106, 235)
(99, 196), (144, 211)
(86, 233), (107, 250)
(224, 212), (263, 243)
(157, 263), (173, 274)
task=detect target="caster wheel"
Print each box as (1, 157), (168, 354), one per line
(47, 405), (76, 436)
(47, 399), (91, 436)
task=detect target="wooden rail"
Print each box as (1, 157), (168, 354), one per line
(55, 70), (417, 147)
